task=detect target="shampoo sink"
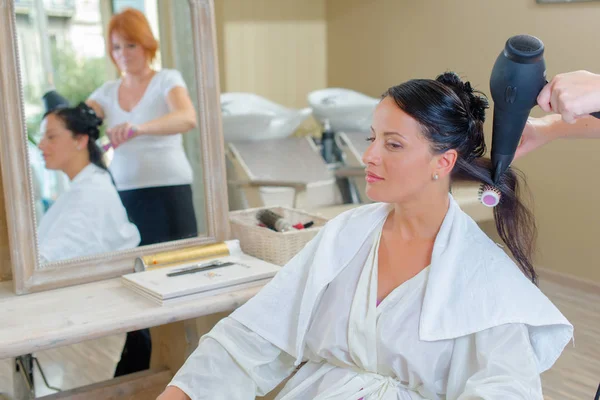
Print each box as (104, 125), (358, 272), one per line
(307, 88), (379, 133)
(221, 92), (312, 141)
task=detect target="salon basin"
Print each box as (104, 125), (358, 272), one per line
(221, 92), (312, 142)
(307, 88), (379, 133)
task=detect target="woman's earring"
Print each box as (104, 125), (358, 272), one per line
(433, 173), (439, 181)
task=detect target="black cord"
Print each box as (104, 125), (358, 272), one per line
(594, 381), (600, 400)
(33, 357), (61, 392)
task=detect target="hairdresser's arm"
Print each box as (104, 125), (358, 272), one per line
(537, 70), (600, 123)
(515, 70), (600, 159)
(85, 100), (105, 120)
(138, 87), (198, 135)
(514, 114), (600, 159)
(108, 87), (198, 147)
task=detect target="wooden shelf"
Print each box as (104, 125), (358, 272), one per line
(0, 278), (263, 359)
(37, 368), (172, 400)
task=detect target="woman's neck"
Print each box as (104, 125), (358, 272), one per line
(389, 188), (450, 241)
(122, 66), (155, 86)
(64, 159), (91, 181)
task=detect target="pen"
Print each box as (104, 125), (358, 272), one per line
(166, 261), (235, 277)
(169, 260), (221, 274)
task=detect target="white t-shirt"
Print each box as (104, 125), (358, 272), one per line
(89, 69), (194, 191)
(38, 164), (141, 263)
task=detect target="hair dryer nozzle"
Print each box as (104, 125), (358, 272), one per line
(492, 155), (510, 185)
(42, 90), (70, 113)
(505, 35), (544, 64)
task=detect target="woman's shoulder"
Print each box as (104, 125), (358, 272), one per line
(100, 77), (122, 89)
(155, 69), (187, 90)
(71, 166), (119, 199)
(157, 68), (183, 77)
(89, 78), (120, 100)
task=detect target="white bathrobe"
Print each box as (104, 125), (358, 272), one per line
(38, 164), (141, 263)
(170, 195), (573, 399)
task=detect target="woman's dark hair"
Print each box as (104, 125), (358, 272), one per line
(382, 72), (537, 284)
(44, 102), (107, 172)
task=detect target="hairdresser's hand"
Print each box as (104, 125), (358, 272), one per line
(537, 70), (600, 124)
(107, 122), (139, 149)
(156, 386), (191, 400)
(514, 117), (556, 159)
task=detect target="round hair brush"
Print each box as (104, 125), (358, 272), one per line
(256, 209), (294, 232)
(479, 184), (501, 208)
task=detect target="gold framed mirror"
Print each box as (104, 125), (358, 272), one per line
(0, 0), (228, 294)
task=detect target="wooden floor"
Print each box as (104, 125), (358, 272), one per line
(1, 278), (597, 399)
(32, 334), (126, 397)
(538, 279), (600, 400)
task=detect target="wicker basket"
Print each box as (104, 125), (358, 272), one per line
(229, 206), (328, 266)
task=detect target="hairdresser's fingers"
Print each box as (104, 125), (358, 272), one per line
(549, 82), (562, 115)
(545, 75), (577, 122)
(537, 82), (554, 113)
(115, 124), (138, 148)
(110, 126), (122, 147)
(106, 128), (116, 146)
(113, 124), (128, 147)
(119, 125), (129, 144)
(550, 88), (576, 124)
(550, 83), (577, 123)
(123, 124), (138, 142)
(555, 93), (577, 124)
(544, 71), (600, 122)
(514, 122), (539, 159)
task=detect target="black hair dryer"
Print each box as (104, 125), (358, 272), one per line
(42, 90), (70, 113)
(489, 34), (600, 184)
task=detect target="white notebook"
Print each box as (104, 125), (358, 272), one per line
(121, 244), (280, 305)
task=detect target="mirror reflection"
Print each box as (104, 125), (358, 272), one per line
(18, 0), (207, 265)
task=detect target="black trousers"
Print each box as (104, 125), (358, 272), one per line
(119, 184), (198, 246)
(114, 184), (198, 377)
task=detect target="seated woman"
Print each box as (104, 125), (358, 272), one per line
(159, 72), (573, 399)
(37, 102), (140, 263)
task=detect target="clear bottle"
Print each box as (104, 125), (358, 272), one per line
(321, 119), (335, 164)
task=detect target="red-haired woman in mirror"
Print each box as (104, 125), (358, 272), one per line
(86, 8), (198, 378)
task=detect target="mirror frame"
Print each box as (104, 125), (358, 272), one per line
(0, 0), (228, 295)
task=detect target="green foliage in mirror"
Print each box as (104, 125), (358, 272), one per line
(25, 41), (107, 144)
